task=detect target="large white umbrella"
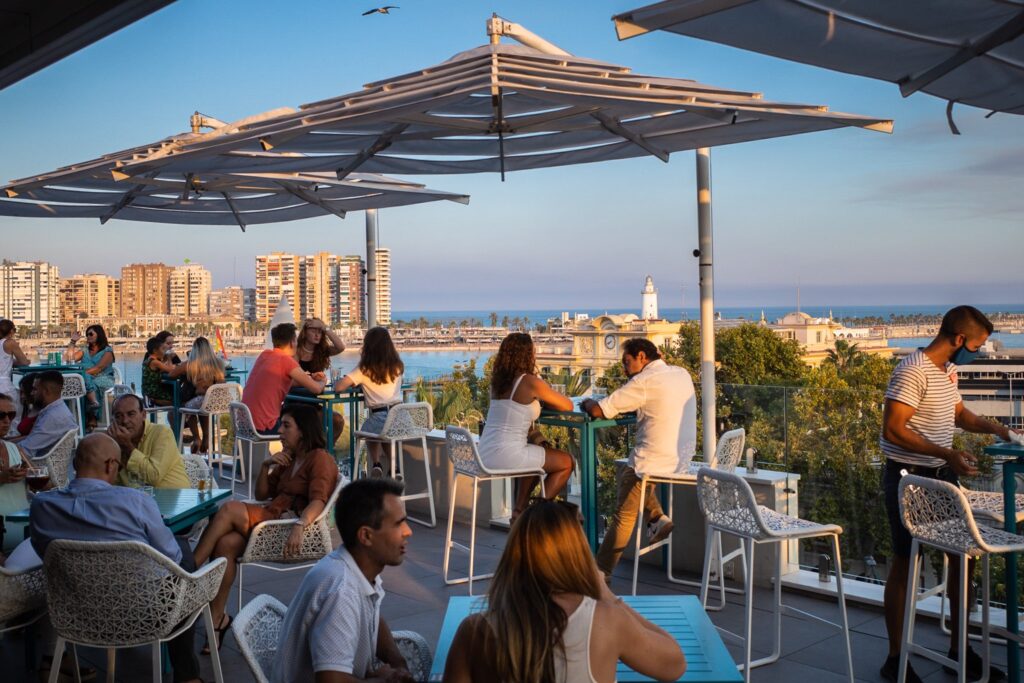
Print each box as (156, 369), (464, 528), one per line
(613, 0), (1024, 127)
(107, 14), (892, 468)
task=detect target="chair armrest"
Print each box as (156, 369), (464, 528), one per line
(242, 518), (333, 563)
(182, 557), (228, 611)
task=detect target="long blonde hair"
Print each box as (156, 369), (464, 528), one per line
(186, 337), (225, 388)
(483, 500), (602, 683)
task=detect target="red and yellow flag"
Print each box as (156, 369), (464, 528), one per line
(215, 328), (228, 360)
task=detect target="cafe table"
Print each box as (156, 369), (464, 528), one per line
(6, 487), (231, 535)
(13, 362), (89, 434)
(428, 594), (742, 682)
(285, 387), (365, 467)
(538, 396), (636, 551)
(983, 440), (1024, 683)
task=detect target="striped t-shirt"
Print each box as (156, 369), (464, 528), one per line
(880, 350), (961, 468)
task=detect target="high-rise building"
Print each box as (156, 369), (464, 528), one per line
(255, 252), (304, 323)
(120, 263), (172, 317)
(304, 252), (338, 324)
(374, 248), (392, 326)
(337, 255), (363, 327)
(59, 274), (120, 322)
(209, 285), (256, 322)
(169, 264), (212, 316)
(0, 260), (61, 327)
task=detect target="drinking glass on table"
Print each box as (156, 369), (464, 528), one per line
(25, 465), (50, 493)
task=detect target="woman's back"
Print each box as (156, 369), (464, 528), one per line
(0, 339), (14, 386)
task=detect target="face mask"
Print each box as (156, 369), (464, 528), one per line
(950, 341), (980, 366)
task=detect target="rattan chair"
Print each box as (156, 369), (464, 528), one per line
(898, 475), (1024, 683)
(442, 425), (545, 595)
(354, 402), (436, 527)
(229, 401), (281, 500)
(0, 563), (46, 634)
(60, 374), (87, 438)
(696, 467), (854, 683)
(236, 474), (347, 607)
(29, 429), (77, 489)
(42, 540), (228, 683)
(99, 370), (128, 427)
(176, 382), (242, 476)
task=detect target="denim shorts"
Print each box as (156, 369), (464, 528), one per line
(883, 459), (958, 557)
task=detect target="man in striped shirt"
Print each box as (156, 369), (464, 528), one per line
(879, 306), (1016, 683)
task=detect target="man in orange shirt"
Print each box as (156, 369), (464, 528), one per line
(242, 323), (326, 434)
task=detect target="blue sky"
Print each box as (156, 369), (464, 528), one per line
(1, 0), (1021, 311)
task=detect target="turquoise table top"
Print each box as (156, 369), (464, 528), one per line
(985, 442), (1024, 458)
(428, 594), (742, 682)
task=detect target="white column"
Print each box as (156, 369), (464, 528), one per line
(696, 148), (716, 458)
(365, 209), (377, 329)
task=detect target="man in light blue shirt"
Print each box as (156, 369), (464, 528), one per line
(29, 434), (201, 683)
(10, 370), (77, 458)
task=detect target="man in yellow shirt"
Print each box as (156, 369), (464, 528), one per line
(107, 394), (190, 488)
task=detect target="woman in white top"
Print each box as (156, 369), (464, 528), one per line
(443, 500), (687, 683)
(334, 327), (403, 475)
(0, 320), (30, 424)
(0, 392), (30, 553)
(480, 333), (575, 519)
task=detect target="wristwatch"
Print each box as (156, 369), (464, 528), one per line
(293, 519), (305, 528)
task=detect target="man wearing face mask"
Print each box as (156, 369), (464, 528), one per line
(878, 305), (1018, 683)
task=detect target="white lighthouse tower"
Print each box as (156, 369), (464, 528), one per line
(641, 275), (658, 320)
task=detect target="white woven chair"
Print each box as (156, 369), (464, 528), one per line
(229, 401), (281, 501)
(898, 475), (1024, 683)
(236, 474), (347, 607)
(181, 453), (213, 545)
(60, 373), (87, 437)
(42, 539), (228, 683)
(355, 402), (436, 527)
(29, 429), (77, 489)
(231, 594), (433, 683)
(696, 467), (854, 683)
(176, 382), (242, 476)
(442, 425), (545, 595)
(231, 594), (288, 683)
(143, 395), (174, 425)
(0, 563), (46, 635)
(630, 427), (746, 598)
(99, 369), (127, 427)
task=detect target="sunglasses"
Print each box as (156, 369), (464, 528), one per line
(0, 411), (16, 420)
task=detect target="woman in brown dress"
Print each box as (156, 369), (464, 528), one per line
(193, 403), (339, 651)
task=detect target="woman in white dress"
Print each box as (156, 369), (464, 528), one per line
(443, 500), (687, 683)
(479, 333), (575, 520)
(0, 320), (30, 428)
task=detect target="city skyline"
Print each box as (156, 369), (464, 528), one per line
(0, 1), (1021, 311)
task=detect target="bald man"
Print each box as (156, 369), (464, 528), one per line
(30, 433), (204, 683)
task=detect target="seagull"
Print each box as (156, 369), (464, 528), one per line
(363, 5), (399, 15)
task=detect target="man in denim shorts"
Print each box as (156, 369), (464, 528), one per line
(879, 306), (1016, 682)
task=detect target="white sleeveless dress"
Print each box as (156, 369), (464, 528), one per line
(0, 339), (15, 398)
(555, 596), (602, 683)
(478, 374), (545, 470)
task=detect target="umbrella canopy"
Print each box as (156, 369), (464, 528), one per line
(613, 0), (1024, 117)
(0, 129), (469, 230)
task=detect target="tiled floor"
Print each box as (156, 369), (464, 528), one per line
(3, 486), (1022, 682)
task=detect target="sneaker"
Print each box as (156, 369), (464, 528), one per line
(647, 515), (674, 544)
(944, 646), (1006, 682)
(879, 655), (923, 683)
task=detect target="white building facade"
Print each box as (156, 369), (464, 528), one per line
(0, 260), (61, 327)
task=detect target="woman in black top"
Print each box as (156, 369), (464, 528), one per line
(294, 318), (345, 442)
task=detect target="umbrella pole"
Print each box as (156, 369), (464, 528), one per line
(696, 147), (717, 458)
(366, 209), (378, 329)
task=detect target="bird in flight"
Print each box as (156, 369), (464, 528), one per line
(363, 6), (399, 15)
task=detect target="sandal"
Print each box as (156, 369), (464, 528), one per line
(38, 657), (97, 683)
(201, 613), (232, 655)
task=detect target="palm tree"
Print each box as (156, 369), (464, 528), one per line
(826, 339), (865, 372)
(489, 312), (498, 328)
(501, 315), (510, 329)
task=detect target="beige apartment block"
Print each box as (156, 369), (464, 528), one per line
(374, 247), (391, 326)
(120, 263), (172, 317)
(60, 273), (120, 324)
(169, 264), (212, 316)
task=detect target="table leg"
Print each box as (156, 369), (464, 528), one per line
(324, 403), (334, 458)
(171, 382), (181, 442)
(581, 424), (598, 551)
(1005, 463), (1019, 683)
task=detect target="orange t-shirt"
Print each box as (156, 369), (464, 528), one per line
(242, 349), (299, 431)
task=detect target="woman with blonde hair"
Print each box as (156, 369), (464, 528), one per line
(443, 500), (687, 683)
(480, 333), (574, 521)
(170, 336), (225, 453)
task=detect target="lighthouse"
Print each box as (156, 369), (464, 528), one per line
(641, 275), (658, 320)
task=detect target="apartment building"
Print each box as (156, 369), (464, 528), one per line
(374, 247), (391, 326)
(120, 263), (172, 317)
(209, 285), (256, 322)
(169, 264), (212, 316)
(0, 260), (61, 327)
(59, 273), (120, 323)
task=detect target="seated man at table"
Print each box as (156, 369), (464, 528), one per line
(272, 478), (415, 683)
(242, 323), (326, 435)
(579, 338), (696, 582)
(106, 393), (190, 488)
(8, 370), (77, 457)
(29, 433), (204, 683)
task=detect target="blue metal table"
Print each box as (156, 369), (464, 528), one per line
(285, 388), (364, 466)
(428, 594), (742, 682)
(538, 400), (636, 551)
(984, 441), (1024, 683)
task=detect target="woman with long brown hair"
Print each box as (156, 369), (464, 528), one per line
(480, 333), (574, 520)
(443, 500), (686, 683)
(334, 326), (404, 475)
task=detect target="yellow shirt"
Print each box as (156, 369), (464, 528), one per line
(118, 422), (190, 489)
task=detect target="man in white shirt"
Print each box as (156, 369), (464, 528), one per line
(273, 478), (415, 683)
(581, 338), (696, 580)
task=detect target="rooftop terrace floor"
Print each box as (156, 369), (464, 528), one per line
(3, 476), (1021, 682)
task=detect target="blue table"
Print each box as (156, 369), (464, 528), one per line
(538, 398), (636, 551)
(984, 441), (1024, 683)
(285, 388), (364, 466)
(429, 595), (741, 682)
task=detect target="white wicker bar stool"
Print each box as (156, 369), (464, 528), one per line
(630, 427), (746, 598)
(229, 402), (281, 500)
(442, 425), (545, 595)
(29, 429), (77, 489)
(696, 467), (854, 683)
(176, 382), (242, 476)
(99, 368), (126, 427)
(898, 475), (1024, 683)
(354, 402), (436, 527)
(60, 374), (87, 438)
